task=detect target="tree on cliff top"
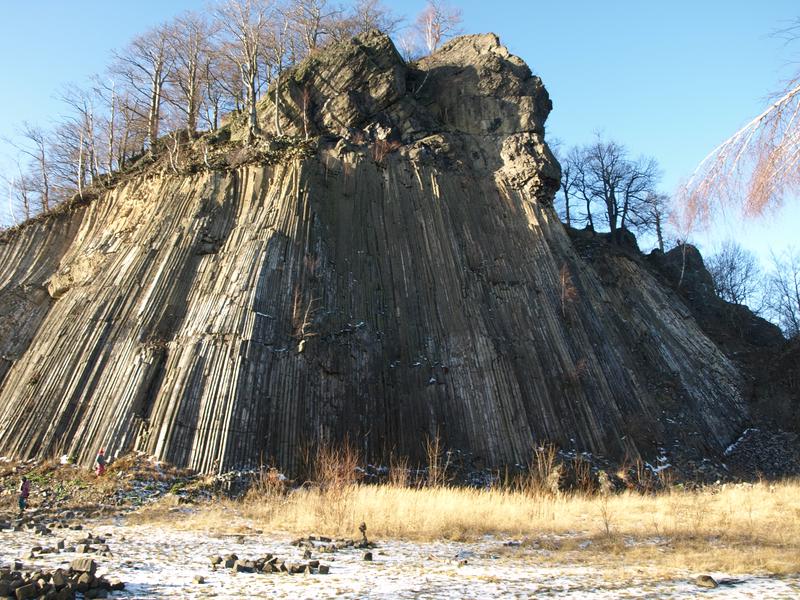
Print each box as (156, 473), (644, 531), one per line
(766, 248), (800, 338)
(562, 137), (661, 244)
(707, 241), (764, 309)
(0, 0), (423, 226)
(215, 0), (273, 144)
(414, 0), (463, 53)
(110, 25), (174, 153)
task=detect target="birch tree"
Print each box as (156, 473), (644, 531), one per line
(681, 19), (800, 220)
(9, 124), (52, 212)
(414, 0), (462, 53)
(215, 0), (273, 144)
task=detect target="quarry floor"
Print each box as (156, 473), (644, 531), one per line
(2, 517), (799, 599)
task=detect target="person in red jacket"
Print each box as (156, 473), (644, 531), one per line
(95, 449), (107, 476)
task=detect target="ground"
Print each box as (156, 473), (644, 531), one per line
(1, 455), (799, 599)
(2, 518), (799, 599)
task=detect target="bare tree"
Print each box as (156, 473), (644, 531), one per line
(264, 15), (291, 136)
(349, 0), (402, 35)
(49, 121), (86, 199)
(637, 192), (671, 252)
(167, 12), (217, 134)
(7, 123), (52, 212)
(2, 162), (34, 222)
(215, 0), (274, 144)
(58, 84), (103, 192)
(707, 241), (764, 308)
(766, 248), (800, 338)
(570, 138), (660, 243)
(111, 25), (174, 152)
(115, 89), (149, 169)
(395, 31), (422, 62)
(681, 20), (800, 220)
(330, 0), (403, 41)
(414, 0), (462, 53)
(555, 146), (584, 228)
(282, 0), (341, 56)
(89, 76), (120, 174)
(202, 51), (241, 130)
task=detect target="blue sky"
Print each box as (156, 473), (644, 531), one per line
(1, 0), (798, 261)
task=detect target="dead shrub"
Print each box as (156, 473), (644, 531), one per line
(371, 138), (401, 165)
(424, 431), (452, 488)
(308, 438), (361, 530)
(520, 444), (560, 497)
(559, 264), (578, 318)
(388, 453), (410, 488)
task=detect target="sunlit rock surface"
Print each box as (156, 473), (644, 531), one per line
(0, 33), (747, 472)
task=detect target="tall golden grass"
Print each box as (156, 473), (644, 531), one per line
(133, 475), (800, 575)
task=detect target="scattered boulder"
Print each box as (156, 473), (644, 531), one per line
(695, 575), (718, 589)
(207, 550), (330, 576)
(0, 558), (123, 600)
(69, 557), (96, 575)
(14, 583), (38, 600)
(233, 560), (255, 573)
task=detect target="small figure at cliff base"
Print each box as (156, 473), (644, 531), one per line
(18, 476), (30, 513)
(95, 448), (107, 476)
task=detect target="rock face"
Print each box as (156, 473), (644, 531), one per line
(0, 33), (749, 472)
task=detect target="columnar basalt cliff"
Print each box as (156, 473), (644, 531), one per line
(0, 33), (750, 472)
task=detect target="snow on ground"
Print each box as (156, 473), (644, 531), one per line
(2, 518), (799, 599)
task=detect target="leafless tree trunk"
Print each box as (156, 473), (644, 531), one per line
(216, 0), (273, 144)
(263, 14), (291, 137)
(414, 0), (462, 53)
(283, 0), (341, 55)
(2, 163), (33, 222)
(570, 137), (659, 243)
(60, 84), (100, 185)
(707, 241), (764, 308)
(11, 123), (52, 212)
(77, 128), (85, 198)
(766, 248), (800, 338)
(638, 192), (670, 252)
(654, 204), (664, 252)
(111, 24), (173, 153)
(107, 80), (117, 174)
(349, 0), (402, 36)
(167, 12), (217, 134)
(557, 146), (584, 228)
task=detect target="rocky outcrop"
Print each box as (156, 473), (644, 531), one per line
(0, 32), (749, 472)
(648, 244), (798, 432)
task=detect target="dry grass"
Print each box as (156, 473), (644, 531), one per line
(131, 477), (800, 576)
